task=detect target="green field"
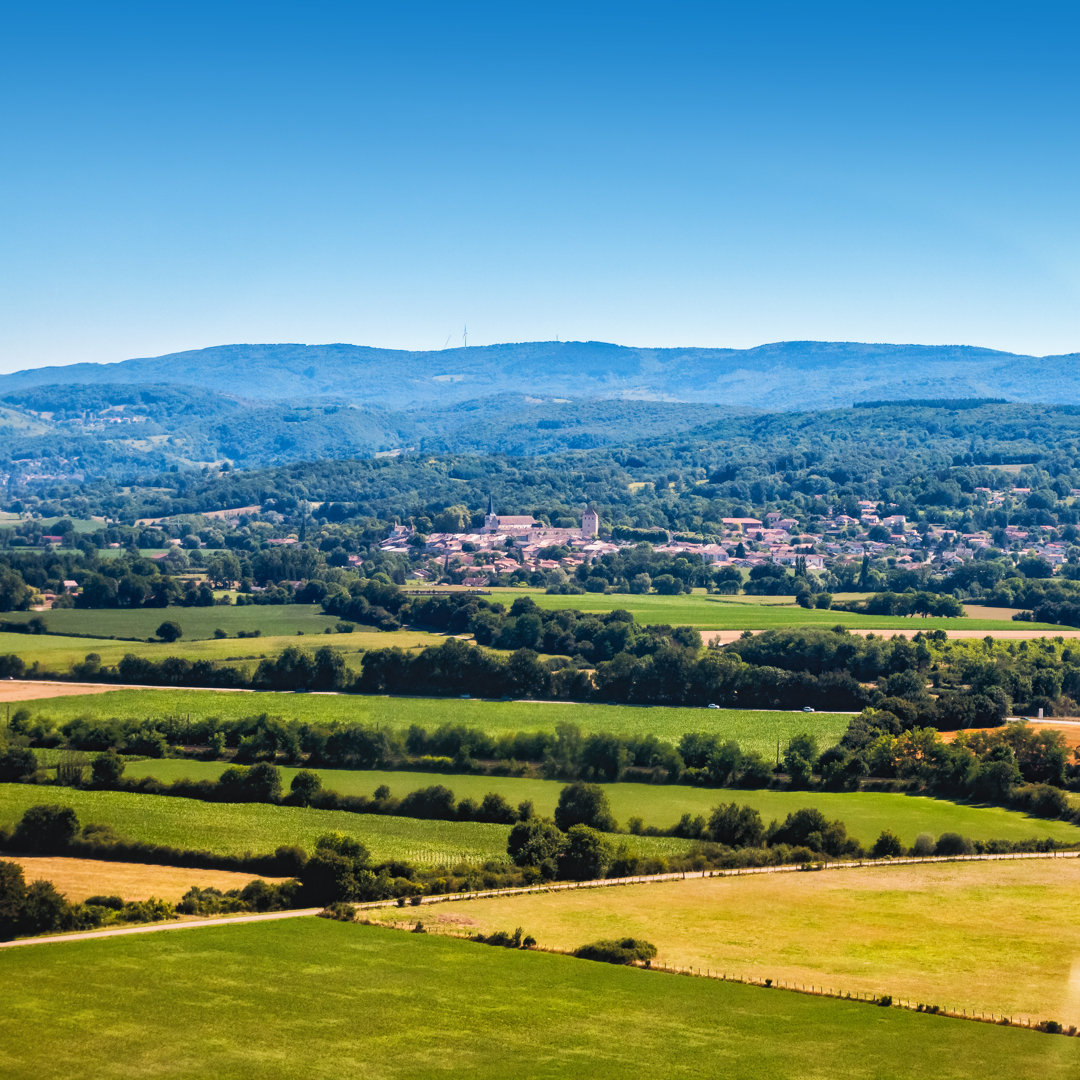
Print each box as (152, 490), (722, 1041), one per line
(20, 689), (852, 756)
(0, 920), (1075, 1079)
(3, 603), (348, 640)
(0, 628), (446, 674)
(381, 859), (1080, 1025)
(120, 759), (1080, 847)
(0, 784), (690, 866)
(495, 588), (1067, 632)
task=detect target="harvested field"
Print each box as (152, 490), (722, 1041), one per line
(375, 857), (1080, 1025)
(4, 855), (288, 903)
(0, 681), (144, 702)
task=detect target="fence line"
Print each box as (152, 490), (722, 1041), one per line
(370, 920), (1076, 1038)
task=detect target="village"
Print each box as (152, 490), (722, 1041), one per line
(377, 486), (1079, 586)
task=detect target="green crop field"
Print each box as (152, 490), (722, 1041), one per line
(380, 859), (1080, 1026)
(0, 921), (1075, 1079)
(0, 784), (690, 866)
(493, 588), (1067, 632)
(0, 628), (445, 674)
(120, 759), (1080, 847)
(1, 603), (344, 640)
(20, 688), (852, 756)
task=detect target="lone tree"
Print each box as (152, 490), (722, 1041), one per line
(156, 620), (182, 643)
(554, 782), (617, 833)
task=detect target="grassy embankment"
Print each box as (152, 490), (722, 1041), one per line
(16, 689), (852, 756)
(120, 758), (1080, 847)
(0, 920), (1076, 1079)
(0, 785), (690, 867)
(386, 858), (1080, 1026)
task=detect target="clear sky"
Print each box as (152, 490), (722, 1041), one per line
(1, 1), (1078, 371)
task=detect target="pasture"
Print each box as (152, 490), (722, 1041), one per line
(494, 588), (1066, 632)
(394, 858), (1080, 1025)
(0, 920), (1075, 1079)
(0, 628), (444, 675)
(4, 855), (286, 903)
(1, 603), (343, 640)
(17, 688), (852, 756)
(0, 785), (690, 866)
(120, 759), (1080, 846)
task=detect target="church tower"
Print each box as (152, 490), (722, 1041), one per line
(484, 493), (499, 533)
(581, 504), (599, 538)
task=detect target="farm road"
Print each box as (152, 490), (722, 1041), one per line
(4, 850), (1077, 950)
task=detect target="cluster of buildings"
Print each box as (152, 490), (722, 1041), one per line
(379, 486), (1078, 584)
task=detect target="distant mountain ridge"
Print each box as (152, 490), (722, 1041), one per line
(2, 339), (1078, 411)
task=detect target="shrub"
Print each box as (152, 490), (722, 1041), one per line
(574, 937), (657, 965)
(934, 832), (974, 856)
(871, 830), (903, 859)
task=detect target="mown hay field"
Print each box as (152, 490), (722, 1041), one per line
(390, 858), (1080, 1026)
(120, 759), (1080, 847)
(0, 920), (1076, 1080)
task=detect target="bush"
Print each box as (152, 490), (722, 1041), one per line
(574, 937), (657, 965)
(871, 830), (903, 859)
(156, 621), (182, 643)
(934, 832), (974, 856)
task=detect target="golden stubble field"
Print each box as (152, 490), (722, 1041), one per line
(372, 858), (1080, 1025)
(5, 855), (288, 903)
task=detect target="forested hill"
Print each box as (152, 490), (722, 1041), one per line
(3, 339), (1079, 411)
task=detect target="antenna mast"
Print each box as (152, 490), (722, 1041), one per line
(463, 323), (468, 347)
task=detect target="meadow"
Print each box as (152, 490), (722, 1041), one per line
(0, 920), (1075, 1079)
(2, 603), (343, 640)
(19, 688), (853, 756)
(389, 858), (1080, 1025)
(496, 588), (1066, 632)
(0, 628), (444, 675)
(0, 784), (690, 866)
(119, 759), (1080, 846)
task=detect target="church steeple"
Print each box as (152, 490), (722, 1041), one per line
(488, 492), (495, 516)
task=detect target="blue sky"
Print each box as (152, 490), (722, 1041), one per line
(1, 1), (1077, 370)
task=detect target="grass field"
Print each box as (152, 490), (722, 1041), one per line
(0, 628), (445, 675)
(4, 855), (286, 902)
(119, 759), (1080, 846)
(389, 859), (1080, 1025)
(0, 920), (1075, 1079)
(0, 785), (690, 866)
(18, 688), (852, 756)
(495, 588), (1067, 632)
(2, 603), (344, 640)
